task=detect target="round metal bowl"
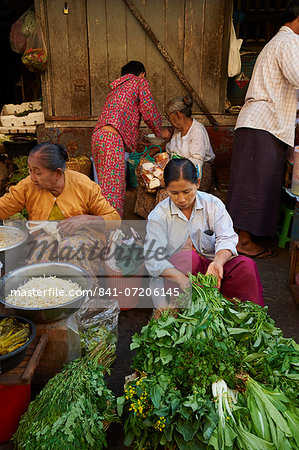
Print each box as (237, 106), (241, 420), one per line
(0, 314), (36, 374)
(0, 225), (28, 252)
(0, 262), (93, 323)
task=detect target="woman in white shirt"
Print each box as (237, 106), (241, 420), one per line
(144, 158), (264, 306)
(165, 95), (215, 178)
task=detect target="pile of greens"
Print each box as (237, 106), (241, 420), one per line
(14, 341), (119, 449)
(9, 155), (29, 185)
(118, 274), (299, 449)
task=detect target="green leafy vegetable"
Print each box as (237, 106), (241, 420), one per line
(14, 341), (119, 449)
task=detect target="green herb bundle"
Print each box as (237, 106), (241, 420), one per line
(9, 156), (29, 185)
(118, 274), (299, 449)
(14, 342), (119, 449)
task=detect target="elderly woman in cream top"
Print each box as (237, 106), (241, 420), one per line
(165, 95), (215, 175)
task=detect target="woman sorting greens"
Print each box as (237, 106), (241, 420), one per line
(0, 142), (120, 275)
(144, 159), (264, 306)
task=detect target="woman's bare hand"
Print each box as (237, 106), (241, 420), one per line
(205, 261), (223, 288)
(58, 215), (104, 236)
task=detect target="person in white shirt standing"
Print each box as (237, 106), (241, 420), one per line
(145, 158), (264, 306)
(227, 0), (299, 258)
(165, 95), (215, 178)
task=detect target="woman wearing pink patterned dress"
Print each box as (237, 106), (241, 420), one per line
(92, 61), (170, 217)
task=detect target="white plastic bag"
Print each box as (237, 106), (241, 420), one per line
(228, 19), (243, 77)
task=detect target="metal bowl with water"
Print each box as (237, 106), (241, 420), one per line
(0, 262), (93, 323)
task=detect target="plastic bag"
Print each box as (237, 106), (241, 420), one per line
(21, 7), (36, 38)
(228, 19), (243, 77)
(105, 228), (144, 275)
(10, 12), (27, 54)
(67, 297), (120, 356)
(22, 21), (47, 72)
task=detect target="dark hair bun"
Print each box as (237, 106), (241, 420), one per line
(56, 144), (69, 161)
(183, 95), (193, 107)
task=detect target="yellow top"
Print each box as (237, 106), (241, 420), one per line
(48, 203), (66, 221)
(0, 169), (120, 230)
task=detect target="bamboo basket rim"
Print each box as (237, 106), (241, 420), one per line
(66, 158), (91, 175)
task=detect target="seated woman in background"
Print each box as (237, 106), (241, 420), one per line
(144, 159), (264, 306)
(0, 142), (120, 276)
(165, 95), (215, 190)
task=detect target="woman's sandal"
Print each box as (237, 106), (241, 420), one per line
(238, 249), (275, 259)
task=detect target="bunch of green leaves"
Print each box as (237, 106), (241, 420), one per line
(131, 301), (221, 376)
(190, 273), (299, 396)
(125, 305), (249, 448)
(0, 133), (14, 143)
(9, 156), (29, 185)
(13, 342), (119, 449)
(245, 376), (299, 448)
(171, 336), (247, 394)
(243, 339), (299, 401)
(118, 375), (218, 450)
(191, 273), (280, 350)
(79, 324), (117, 356)
(210, 377), (299, 449)
(209, 379), (277, 450)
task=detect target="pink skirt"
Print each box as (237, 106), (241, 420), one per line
(92, 129), (125, 217)
(168, 250), (264, 306)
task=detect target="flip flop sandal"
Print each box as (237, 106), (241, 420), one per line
(238, 249), (276, 259)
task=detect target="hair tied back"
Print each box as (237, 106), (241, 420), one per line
(56, 144), (69, 162)
(183, 95), (193, 107)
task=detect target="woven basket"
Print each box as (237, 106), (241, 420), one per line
(104, 262), (145, 310)
(66, 158), (91, 176)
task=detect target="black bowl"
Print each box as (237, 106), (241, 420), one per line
(0, 315), (36, 374)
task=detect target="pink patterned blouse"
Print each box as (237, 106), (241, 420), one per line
(94, 74), (162, 151)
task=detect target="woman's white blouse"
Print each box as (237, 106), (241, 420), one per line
(144, 192), (238, 277)
(166, 119), (215, 169)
